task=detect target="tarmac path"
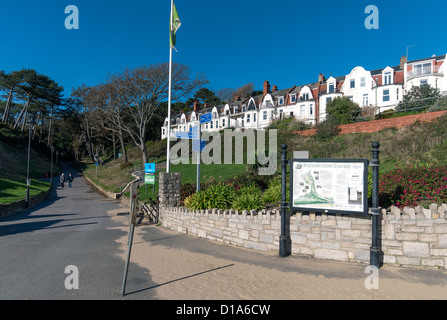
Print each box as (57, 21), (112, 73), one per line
(1, 163), (446, 302)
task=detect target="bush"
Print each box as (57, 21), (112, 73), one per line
(120, 162), (133, 170)
(232, 193), (265, 211)
(379, 165), (447, 208)
(314, 119), (340, 140)
(180, 182), (196, 205)
(185, 182), (235, 210)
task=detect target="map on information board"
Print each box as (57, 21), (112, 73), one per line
(290, 159), (369, 215)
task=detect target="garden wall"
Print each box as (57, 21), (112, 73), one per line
(159, 204), (447, 268)
(0, 189), (51, 217)
(295, 110), (447, 136)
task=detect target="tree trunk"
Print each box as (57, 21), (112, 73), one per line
(141, 139), (148, 164)
(21, 104), (28, 132)
(47, 105), (53, 147)
(119, 128), (128, 163)
(117, 117), (128, 163)
(2, 88), (13, 123)
(112, 134), (116, 161)
(13, 98), (29, 130)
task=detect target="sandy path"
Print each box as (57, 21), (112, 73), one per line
(108, 206), (447, 300)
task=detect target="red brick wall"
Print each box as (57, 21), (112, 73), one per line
(294, 111), (447, 137)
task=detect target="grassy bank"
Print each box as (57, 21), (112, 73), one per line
(0, 179), (51, 204)
(0, 125), (57, 205)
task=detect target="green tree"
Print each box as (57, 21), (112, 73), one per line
(326, 96), (361, 124)
(185, 87), (221, 107)
(396, 84), (440, 112)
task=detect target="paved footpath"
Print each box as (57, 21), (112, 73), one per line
(1, 163), (446, 301)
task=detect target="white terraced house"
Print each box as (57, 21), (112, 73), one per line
(161, 53), (446, 140)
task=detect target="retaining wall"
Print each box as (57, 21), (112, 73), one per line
(0, 189), (51, 217)
(295, 110), (447, 136)
(159, 204), (447, 268)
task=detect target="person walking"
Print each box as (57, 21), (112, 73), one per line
(60, 173), (65, 188)
(68, 173), (74, 188)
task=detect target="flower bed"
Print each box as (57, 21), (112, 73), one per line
(379, 165), (447, 208)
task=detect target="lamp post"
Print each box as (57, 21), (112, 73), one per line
(25, 121), (34, 208)
(50, 146), (54, 188)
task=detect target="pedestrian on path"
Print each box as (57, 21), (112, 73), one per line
(60, 173), (65, 188)
(68, 173), (74, 188)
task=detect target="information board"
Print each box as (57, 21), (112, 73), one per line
(289, 159), (369, 215)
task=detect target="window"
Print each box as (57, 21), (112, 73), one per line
(326, 97), (332, 104)
(222, 119), (225, 127)
(420, 79), (428, 86)
(191, 116), (196, 121)
(162, 128), (165, 135)
(309, 105), (313, 115)
(348, 96), (353, 101)
(328, 83), (335, 93)
(396, 88), (400, 101)
(413, 63), (432, 75)
(226, 110), (229, 116)
(279, 109), (284, 119)
(350, 79), (355, 89)
(363, 94), (369, 106)
(253, 113), (256, 122)
(384, 72), (392, 85)
(360, 77), (366, 87)
(213, 112), (217, 119)
(290, 94), (297, 103)
(301, 93), (309, 101)
(300, 105), (305, 116)
(246, 114), (250, 123)
(263, 111), (268, 120)
(383, 89), (390, 102)
(278, 97), (284, 105)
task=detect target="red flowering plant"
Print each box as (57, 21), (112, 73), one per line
(379, 165), (447, 208)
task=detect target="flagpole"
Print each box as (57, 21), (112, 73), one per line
(166, 0), (174, 174)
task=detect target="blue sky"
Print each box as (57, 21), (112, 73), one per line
(1, 0), (446, 99)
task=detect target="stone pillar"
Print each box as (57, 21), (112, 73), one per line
(159, 172), (181, 206)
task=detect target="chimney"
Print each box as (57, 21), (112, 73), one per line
(263, 81), (271, 96)
(272, 85), (278, 92)
(318, 73), (325, 83)
(400, 55), (407, 69)
(193, 101), (200, 112)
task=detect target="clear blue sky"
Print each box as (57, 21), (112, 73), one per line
(1, 0), (446, 99)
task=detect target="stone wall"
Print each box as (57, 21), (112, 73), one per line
(159, 204), (447, 268)
(0, 189), (51, 217)
(294, 110), (447, 136)
(159, 172), (181, 206)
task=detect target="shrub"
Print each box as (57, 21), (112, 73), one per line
(185, 182), (235, 210)
(180, 182), (196, 205)
(232, 193), (265, 211)
(120, 162), (133, 170)
(314, 119), (341, 141)
(379, 165), (447, 208)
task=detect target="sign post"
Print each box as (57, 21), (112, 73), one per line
(196, 113), (212, 192)
(279, 144), (291, 257)
(370, 142), (381, 268)
(122, 182), (138, 296)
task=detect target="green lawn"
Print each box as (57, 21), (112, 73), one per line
(83, 160), (248, 202)
(0, 179), (51, 204)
